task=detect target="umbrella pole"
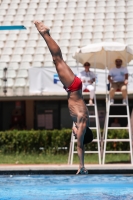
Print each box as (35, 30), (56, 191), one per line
(105, 51), (108, 106)
(102, 51), (108, 161)
(93, 53), (102, 164)
(76, 54), (79, 74)
(94, 52), (96, 92)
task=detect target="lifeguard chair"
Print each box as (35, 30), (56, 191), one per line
(71, 41), (133, 166)
(102, 84), (133, 164)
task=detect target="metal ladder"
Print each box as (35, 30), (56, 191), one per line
(102, 97), (133, 164)
(68, 95), (101, 165)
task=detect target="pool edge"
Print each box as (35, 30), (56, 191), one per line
(0, 164), (133, 175)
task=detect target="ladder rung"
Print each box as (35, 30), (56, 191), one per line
(72, 139), (99, 142)
(73, 151), (99, 153)
(107, 127), (129, 129)
(106, 139), (130, 142)
(90, 127), (98, 129)
(92, 139), (99, 142)
(89, 115), (96, 118)
(85, 151), (100, 153)
(105, 151), (131, 153)
(110, 104), (127, 106)
(86, 104), (95, 107)
(108, 115), (128, 117)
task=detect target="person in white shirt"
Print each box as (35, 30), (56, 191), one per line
(108, 58), (128, 104)
(77, 62), (96, 105)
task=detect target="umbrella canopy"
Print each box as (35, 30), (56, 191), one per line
(73, 42), (133, 69)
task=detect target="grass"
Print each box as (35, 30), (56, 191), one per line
(0, 152), (131, 164)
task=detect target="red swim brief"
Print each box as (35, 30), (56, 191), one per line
(64, 76), (82, 92)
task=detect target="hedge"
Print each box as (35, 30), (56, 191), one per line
(0, 129), (72, 154)
(0, 129), (130, 154)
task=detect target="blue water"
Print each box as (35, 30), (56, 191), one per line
(0, 175), (133, 200)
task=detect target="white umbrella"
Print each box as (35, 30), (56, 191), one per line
(73, 42), (133, 69)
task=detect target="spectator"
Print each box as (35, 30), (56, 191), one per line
(77, 62), (96, 105)
(111, 118), (121, 127)
(108, 58), (128, 104)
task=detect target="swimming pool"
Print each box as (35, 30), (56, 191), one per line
(0, 174), (133, 200)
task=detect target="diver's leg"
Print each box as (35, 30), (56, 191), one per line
(34, 21), (75, 87)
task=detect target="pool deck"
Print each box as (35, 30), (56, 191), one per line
(0, 164), (133, 175)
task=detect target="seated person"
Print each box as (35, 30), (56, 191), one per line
(108, 58), (128, 104)
(111, 118), (121, 127)
(77, 62), (96, 105)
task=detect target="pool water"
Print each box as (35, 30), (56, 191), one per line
(0, 174), (133, 200)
